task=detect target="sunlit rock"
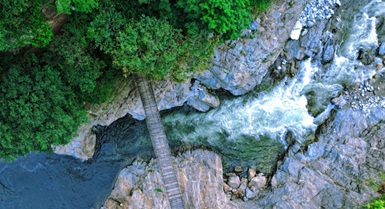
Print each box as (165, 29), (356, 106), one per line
(290, 21), (303, 40)
(248, 174), (267, 189)
(228, 176), (241, 189)
(102, 149), (240, 209)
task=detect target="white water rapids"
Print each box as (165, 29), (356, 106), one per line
(162, 0), (383, 171)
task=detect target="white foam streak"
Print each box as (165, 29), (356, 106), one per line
(165, 59), (318, 145)
(345, 13), (378, 59)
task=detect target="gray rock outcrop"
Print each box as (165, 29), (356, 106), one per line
(102, 149), (241, 209)
(255, 106), (385, 208)
(198, 0), (309, 95)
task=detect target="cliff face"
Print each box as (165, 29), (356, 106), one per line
(198, 0), (309, 95)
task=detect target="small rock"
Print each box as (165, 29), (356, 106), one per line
(225, 173), (237, 177)
(248, 174), (267, 189)
(271, 176), (278, 188)
(358, 47), (375, 65)
(239, 178), (248, 192)
(322, 40), (335, 64)
(376, 62), (384, 70)
(245, 187), (256, 199)
(232, 188), (245, 198)
(228, 176), (241, 189)
(290, 21), (303, 40)
(223, 182), (231, 193)
(239, 184), (247, 193)
(307, 20), (316, 27)
(301, 28), (308, 36)
(250, 186), (257, 193)
(234, 166), (243, 173)
(250, 21), (259, 31)
(247, 167), (256, 181)
(379, 42), (385, 56)
(331, 96), (347, 109)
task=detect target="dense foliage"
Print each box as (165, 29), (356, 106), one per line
(0, 0), (52, 51)
(366, 195), (385, 209)
(0, 0), (97, 52)
(0, 59), (86, 159)
(0, 0), (270, 159)
(0, 28), (116, 159)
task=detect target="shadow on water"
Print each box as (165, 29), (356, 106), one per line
(0, 115), (155, 209)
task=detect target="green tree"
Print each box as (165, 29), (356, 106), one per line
(366, 195), (385, 209)
(55, 0), (98, 14)
(0, 59), (86, 160)
(0, 0), (98, 52)
(175, 0), (251, 40)
(0, 0), (52, 51)
(111, 16), (181, 79)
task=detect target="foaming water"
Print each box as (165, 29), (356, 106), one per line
(344, 13), (378, 58)
(166, 61), (318, 143)
(163, 59), (320, 172)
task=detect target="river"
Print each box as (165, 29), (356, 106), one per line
(1, 0), (384, 208)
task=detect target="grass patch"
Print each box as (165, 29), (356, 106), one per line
(366, 174), (385, 209)
(251, 0), (271, 11)
(366, 195), (385, 209)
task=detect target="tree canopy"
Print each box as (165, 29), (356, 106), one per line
(0, 0), (270, 159)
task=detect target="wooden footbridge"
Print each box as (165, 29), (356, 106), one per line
(135, 75), (185, 209)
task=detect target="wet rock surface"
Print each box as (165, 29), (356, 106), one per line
(253, 0), (385, 207)
(255, 106), (385, 208)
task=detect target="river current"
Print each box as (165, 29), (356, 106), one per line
(1, 0), (383, 208)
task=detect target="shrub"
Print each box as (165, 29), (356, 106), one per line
(175, 0), (251, 40)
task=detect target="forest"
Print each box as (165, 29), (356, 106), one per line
(0, 0), (270, 159)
